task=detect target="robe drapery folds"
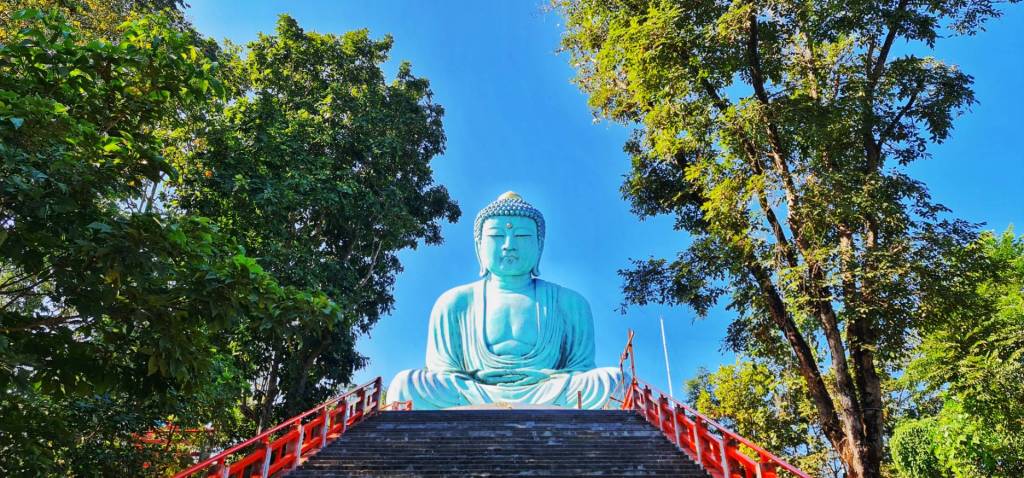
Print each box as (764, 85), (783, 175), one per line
(388, 279), (621, 409)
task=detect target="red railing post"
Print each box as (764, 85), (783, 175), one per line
(320, 404), (330, 449)
(657, 395), (669, 436)
(721, 436), (734, 478)
(355, 387), (366, 421)
(622, 380), (634, 410)
(577, 390), (583, 409)
(259, 436), (272, 478)
(291, 418), (304, 469)
(215, 457), (229, 478)
(693, 415), (705, 469)
(758, 452), (779, 478)
(672, 404), (683, 449)
(371, 377), (383, 415)
(339, 397), (349, 435)
(642, 386), (654, 423)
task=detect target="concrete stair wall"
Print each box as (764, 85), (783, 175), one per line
(287, 409), (712, 477)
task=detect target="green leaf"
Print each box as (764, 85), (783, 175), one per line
(147, 355), (159, 375)
(102, 140), (121, 152)
(12, 8), (42, 20)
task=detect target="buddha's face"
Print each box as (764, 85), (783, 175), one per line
(478, 216), (540, 278)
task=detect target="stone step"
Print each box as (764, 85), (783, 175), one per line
(288, 472), (711, 478)
(327, 437), (679, 443)
(293, 469), (707, 474)
(299, 462), (700, 468)
(290, 410), (711, 477)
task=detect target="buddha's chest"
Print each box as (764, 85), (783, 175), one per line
(483, 291), (540, 355)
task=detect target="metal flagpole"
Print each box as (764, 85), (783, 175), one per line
(659, 316), (674, 397)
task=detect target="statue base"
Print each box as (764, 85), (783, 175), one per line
(446, 401), (575, 410)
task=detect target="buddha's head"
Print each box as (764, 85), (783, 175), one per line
(474, 191), (545, 278)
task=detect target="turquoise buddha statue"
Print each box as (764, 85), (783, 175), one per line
(387, 192), (622, 409)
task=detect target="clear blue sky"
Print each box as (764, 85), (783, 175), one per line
(186, 1), (1023, 398)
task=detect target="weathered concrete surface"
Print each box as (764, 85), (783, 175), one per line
(288, 409), (712, 477)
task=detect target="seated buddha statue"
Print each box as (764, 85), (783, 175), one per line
(387, 192), (621, 409)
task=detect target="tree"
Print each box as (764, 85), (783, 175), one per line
(169, 15), (460, 427)
(891, 229), (1024, 477)
(0, 10), (350, 475)
(557, 0), (1015, 476)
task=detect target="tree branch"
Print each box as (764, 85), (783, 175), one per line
(868, 0), (909, 89)
(877, 86), (921, 147)
(0, 313), (80, 333)
(744, 9), (803, 225)
(356, 238), (384, 288)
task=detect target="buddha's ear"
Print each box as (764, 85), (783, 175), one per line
(532, 240), (542, 277)
(474, 240), (487, 277)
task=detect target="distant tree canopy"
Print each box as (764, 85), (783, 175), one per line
(0, 5), (457, 476)
(557, 0), (1017, 477)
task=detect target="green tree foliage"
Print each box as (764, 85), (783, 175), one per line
(1, 0), (190, 42)
(892, 230), (1024, 477)
(890, 417), (944, 477)
(0, 8), (457, 476)
(685, 362), (841, 476)
(557, 1), (1016, 476)
(170, 15), (459, 426)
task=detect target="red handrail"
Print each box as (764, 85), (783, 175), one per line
(174, 376), (398, 478)
(615, 331), (811, 478)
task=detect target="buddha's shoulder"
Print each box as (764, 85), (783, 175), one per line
(431, 280), (480, 311)
(538, 279), (591, 311)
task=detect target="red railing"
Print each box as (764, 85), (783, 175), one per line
(174, 377), (396, 478)
(615, 332), (811, 478)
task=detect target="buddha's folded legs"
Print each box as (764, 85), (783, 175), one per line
(557, 367), (622, 409)
(387, 369), (487, 410)
(387, 367), (623, 410)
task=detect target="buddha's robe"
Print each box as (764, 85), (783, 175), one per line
(388, 279), (621, 410)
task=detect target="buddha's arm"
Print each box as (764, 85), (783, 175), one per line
(560, 287), (598, 372)
(424, 291), (468, 374)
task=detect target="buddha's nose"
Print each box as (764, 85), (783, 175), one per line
(502, 235), (515, 250)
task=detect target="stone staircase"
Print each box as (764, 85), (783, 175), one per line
(287, 409), (712, 477)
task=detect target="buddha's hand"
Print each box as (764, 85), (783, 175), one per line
(474, 369), (550, 386)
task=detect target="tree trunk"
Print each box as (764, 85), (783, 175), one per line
(288, 335), (330, 415)
(257, 358), (279, 433)
(747, 259), (883, 478)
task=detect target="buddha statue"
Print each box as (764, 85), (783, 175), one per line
(387, 192), (622, 409)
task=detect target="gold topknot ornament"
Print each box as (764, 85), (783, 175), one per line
(497, 191), (523, 201)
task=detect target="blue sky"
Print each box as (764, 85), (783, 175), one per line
(186, 1), (1023, 399)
